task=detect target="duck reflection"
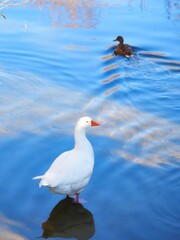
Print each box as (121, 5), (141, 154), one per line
(41, 197), (95, 240)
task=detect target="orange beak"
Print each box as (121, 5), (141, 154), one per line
(91, 120), (100, 127)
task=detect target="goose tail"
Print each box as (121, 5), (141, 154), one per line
(32, 175), (43, 180)
(33, 175), (49, 188)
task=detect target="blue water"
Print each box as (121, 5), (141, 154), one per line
(0, 0), (180, 239)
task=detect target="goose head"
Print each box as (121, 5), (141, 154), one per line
(76, 117), (100, 130)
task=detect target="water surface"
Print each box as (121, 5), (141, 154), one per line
(0, 0), (180, 239)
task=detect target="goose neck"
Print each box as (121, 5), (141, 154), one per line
(74, 126), (88, 149)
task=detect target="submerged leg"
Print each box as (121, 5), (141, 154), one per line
(75, 193), (80, 203)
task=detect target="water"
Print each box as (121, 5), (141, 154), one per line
(0, 0), (180, 239)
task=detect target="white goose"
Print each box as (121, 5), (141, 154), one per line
(33, 116), (100, 203)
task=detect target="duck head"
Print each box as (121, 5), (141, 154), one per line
(113, 36), (124, 44)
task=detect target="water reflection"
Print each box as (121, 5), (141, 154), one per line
(0, 214), (27, 240)
(1, 0), (180, 27)
(84, 98), (180, 168)
(30, 0), (100, 28)
(0, 70), (87, 136)
(16, 0), (178, 29)
(165, 0), (180, 21)
(139, 51), (180, 71)
(0, 70), (179, 168)
(41, 197), (95, 240)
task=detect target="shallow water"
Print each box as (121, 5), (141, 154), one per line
(0, 0), (180, 239)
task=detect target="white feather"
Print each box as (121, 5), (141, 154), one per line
(33, 116), (99, 196)
(32, 175), (43, 180)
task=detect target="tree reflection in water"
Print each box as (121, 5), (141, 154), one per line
(41, 197), (95, 240)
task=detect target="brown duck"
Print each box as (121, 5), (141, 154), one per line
(113, 36), (133, 57)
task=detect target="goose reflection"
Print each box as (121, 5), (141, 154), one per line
(41, 197), (95, 240)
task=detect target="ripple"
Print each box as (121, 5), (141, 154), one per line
(0, 214), (27, 240)
(0, 2), (180, 240)
(1, 66), (179, 168)
(102, 73), (121, 83)
(0, 70), (89, 136)
(149, 169), (180, 229)
(84, 97), (180, 167)
(139, 51), (180, 72)
(104, 86), (120, 96)
(102, 63), (119, 72)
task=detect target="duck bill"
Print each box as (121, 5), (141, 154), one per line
(113, 38), (118, 41)
(91, 120), (100, 127)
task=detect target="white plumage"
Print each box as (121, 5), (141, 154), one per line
(33, 116), (100, 203)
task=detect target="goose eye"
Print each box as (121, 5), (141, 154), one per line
(86, 121), (89, 123)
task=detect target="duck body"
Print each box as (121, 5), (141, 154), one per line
(113, 36), (133, 57)
(33, 117), (100, 202)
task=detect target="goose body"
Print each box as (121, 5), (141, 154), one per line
(33, 116), (100, 203)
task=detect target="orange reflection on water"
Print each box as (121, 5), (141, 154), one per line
(103, 63), (119, 72)
(102, 74), (121, 83)
(104, 86), (120, 95)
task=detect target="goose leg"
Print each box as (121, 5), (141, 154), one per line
(75, 193), (80, 203)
